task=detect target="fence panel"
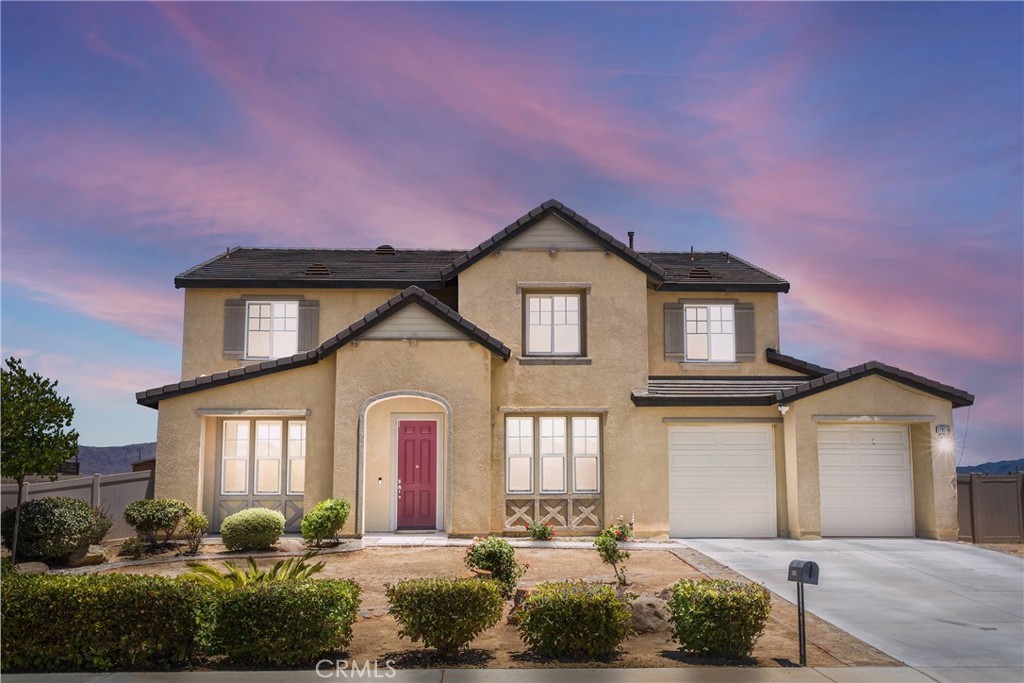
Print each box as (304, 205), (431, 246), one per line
(1, 470), (154, 540)
(957, 473), (1024, 543)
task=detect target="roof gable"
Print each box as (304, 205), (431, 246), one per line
(439, 199), (667, 285)
(775, 361), (974, 408)
(137, 286), (509, 407)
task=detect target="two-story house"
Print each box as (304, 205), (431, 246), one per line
(137, 199), (973, 540)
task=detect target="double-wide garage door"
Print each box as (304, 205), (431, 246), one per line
(668, 425), (777, 538)
(818, 424), (914, 536)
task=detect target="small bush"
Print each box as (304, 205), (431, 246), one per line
(220, 508), (285, 551)
(301, 498), (350, 547)
(181, 512), (208, 555)
(0, 497), (94, 563)
(210, 579), (360, 666)
(88, 507), (113, 545)
(667, 579), (771, 659)
(464, 536), (526, 599)
(595, 528), (630, 585)
(608, 515), (633, 541)
(386, 578), (503, 659)
(123, 499), (192, 546)
(526, 520), (554, 540)
(1, 573), (212, 671)
(119, 536), (146, 560)
(517, 580), (634, 659)
(185, 552), (325, 588)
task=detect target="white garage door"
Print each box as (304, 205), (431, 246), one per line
(668, 425), (777, 537)
(818, 425), (914, 537)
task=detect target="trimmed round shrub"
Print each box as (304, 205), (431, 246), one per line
(1, 573), (213, 672)
(464, 536), (526, 599)
(123, 498), (192, 546)
(220, 507), (285, 551)
(386, 578), (503, 659)
(0, 497), (94, 563)
(88, 507), (113, 545)
(517, 580), (634, 659)
(301, 498), (350, 547)
(667, 579), (771, 659)
(211, 579), (361, 666)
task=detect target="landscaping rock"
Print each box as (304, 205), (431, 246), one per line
(506, 586), (534, 626)
(277, 538), (306, 553)
(14, 561), (49, 575)
(630, 595), (670, 633)
(66, 544), (109, 568)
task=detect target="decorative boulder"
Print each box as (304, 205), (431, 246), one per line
(630, 595), (670, 633)
(66, 544), (110, 568)
(14, 561), (49, 575)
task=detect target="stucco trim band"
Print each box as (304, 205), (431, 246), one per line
(196, 409), (311, 417)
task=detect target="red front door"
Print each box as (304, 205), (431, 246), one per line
(397, 421), (437, 529)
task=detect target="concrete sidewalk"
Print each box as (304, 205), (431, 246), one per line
(4, 666), (1023, 682)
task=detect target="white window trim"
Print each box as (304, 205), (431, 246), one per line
(524, 292), (583, 357)
(244, 300), (299, 361)
(684, 303), (736, 362)
(219, 418), (306, 497)
(221, 420), (250, 496)
(505, 417), (534, 494)
(286, 422), (306, 496)
(505, 415), (601, 495)
(571, 416), (601, 494)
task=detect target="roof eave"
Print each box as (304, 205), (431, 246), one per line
(656, 282), (790, 293)
(174, 278), (446, 290)
(630, 392), (777, 407)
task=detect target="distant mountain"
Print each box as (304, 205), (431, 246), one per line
(75, 442), (156, 475)
(957, 458), (1024, 475)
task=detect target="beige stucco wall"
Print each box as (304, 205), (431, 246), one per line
(331, 340), (493, 536)
(363, 396), (446, 532)
(780, 374), (958, 540)
(180, 288), (402, 379)
(153, 357), (338, 520)
(647, 290), (799, 376)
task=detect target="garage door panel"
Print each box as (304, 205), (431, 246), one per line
(818, 425), (913, 537)
(669, 425), (777, 538)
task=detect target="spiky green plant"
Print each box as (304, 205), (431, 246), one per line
(183, 551), (325, 588)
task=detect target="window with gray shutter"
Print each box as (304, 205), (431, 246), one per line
(223, 299), (246, 359)
(664, 303), (686, 360)
(297, 300), (320, 352)
(735, 303), (755, 362)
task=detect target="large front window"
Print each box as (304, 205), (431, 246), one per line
(221, 418), (305, 496)
(246, 301), (298, 359)
(505, 415), (600, 494)
(685, 304), (735, 362)
(525, 293), (581, 355)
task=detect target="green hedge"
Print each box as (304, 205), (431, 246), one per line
(667, 579), (771, 659)
(386, 578), (503, 659)
(211, 579), (361, 666)
(1, 573), (213, 672)
(123, 499), (192, 546)
(464, 536), (526, 599)
(220, 507), (285, 551)
(0, 497), (96, 563)
(517, 580), (634, 659)
(301, 498), (350, 547)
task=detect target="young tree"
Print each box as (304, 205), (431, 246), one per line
(1, 357), (79, 561)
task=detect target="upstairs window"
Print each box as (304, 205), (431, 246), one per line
(525, 293), (582, 356)
(246, 301), (298, 359)
(684, 304), (735, 362)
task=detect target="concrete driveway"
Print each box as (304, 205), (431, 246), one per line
(683, 538), (1024, 669)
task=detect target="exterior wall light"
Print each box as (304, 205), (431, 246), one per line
(935, 424), (954, 453)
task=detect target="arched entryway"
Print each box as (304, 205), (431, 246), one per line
(357, 391), (453, 534)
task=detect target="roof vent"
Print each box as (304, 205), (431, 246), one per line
(304, 263), (331, 276)
(687, 266), (714, 280)
(375, 244), (396, 256)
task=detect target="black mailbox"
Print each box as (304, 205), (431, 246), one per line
(788, 560), (819, 585)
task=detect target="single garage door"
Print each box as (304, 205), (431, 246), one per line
(668, 425), (777, 537)
(818, 424), (914, 536)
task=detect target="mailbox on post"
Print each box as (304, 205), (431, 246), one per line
(787, 559), (820, 666)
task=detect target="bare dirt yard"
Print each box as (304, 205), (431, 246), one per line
(111, 546), (899, 669)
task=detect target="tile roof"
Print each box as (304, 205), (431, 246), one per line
(765, 348), (835, 377)
(137, 286), (510, 408)
(631, 377), (811, 406)
(774, 361), (975, 408)
(173, 199), (789, 292)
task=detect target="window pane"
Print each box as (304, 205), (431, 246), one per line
(527, 325), (551, 353)
(288, 458), (305, 494)
(686, 333), (708, 360)
(273, 330), (298, 357)
(288, 422), (306, 458)
(540, 456), (565, 493)
(248, 330), (271, 358)
(255, 459), (280, 494)
(553, 325), (579, 354)
(508, 457), (532, 493)
(574, 456), (599, 492)
(709, 333), (735, 361)
(222, 460), (247, 494)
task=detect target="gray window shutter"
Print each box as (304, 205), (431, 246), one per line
(223, 300), (246, 359)
(735, 303), (755, 362)
(664, 304), (686, 360)
(298, 300), (320, 352)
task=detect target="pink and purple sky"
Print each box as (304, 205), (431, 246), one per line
(2, 2), (1021, 464)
